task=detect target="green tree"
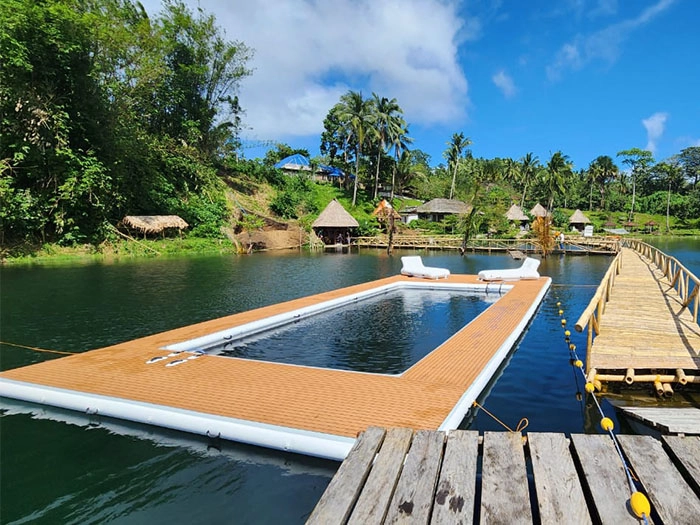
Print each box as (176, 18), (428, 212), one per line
(336, 91), (375, 206)
(370, 94), (403, 199)
(616, 148), (654, 218)
(542, 151), (573, 212)
(389, 122), (413, 199)
(678, 146), (700, 187)
(587, 155), (618, 211)
(444, 132), (472, 199)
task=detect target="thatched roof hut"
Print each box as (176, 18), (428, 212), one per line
(416, 198), (470, 221)
(569, 209), (591, 224)
(530, 203), (549, 217)
(312, 200), (359, 228)
(121, 215), (188, 234)
(505, 204), (529, 222)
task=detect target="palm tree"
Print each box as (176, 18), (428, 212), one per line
(588, 155), (618, 211)
(389, 121), (412, 199)
(444, 132), (472, 199)
(617, 148), (654, 218)
(519, 153), (539, 209)
(543, 151), (572, 212)
(371, 94), (403, 200)
(337, 91), (375, 206)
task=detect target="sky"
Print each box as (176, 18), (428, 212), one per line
(141, 0), (699, 170)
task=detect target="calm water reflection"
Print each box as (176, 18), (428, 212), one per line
(1, 238), (698, 523)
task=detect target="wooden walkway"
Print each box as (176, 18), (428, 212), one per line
(0, 274), (550, 460)
(308, 427), (700, 524)
(577, 245), (700, 389)
(620, 407), (700, 435)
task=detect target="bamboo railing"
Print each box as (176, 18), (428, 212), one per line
(574, 250), (624, 369)
(625, 239), (700, 324)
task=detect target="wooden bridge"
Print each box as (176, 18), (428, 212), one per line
(354, 234), (620, 255)
(575, 240), (700, 393)
(308, 427), (700, 524)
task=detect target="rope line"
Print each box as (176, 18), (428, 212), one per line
(0, 341), (76, 355)
(557, 302), (650, 524)
(472, 400), (529, 433)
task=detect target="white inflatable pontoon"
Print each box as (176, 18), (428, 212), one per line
(400, 256), (450, 280)
(478, 257), (540, 281)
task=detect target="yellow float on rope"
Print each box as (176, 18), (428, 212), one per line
(569, 343), (576, 351)
(630, 491), (650, 518)
(600, 417), (614, 432)
(556, 302), (561, 307)
(574, 359), (583, 368)
(564, 330), (571, 337)
(558, 309), (564, 315)
(585, 382), (595, 393)
(561, 319), (567, 326)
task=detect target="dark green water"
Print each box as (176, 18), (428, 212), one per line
(1, 239), (698, 524)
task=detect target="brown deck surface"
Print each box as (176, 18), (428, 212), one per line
(0, 274), (549, 439)
(589, 248), (700, 371)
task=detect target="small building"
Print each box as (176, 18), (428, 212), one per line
(569, 209), (591, 233)
(311, 199), (359, 245)
(415, 198), (470, 222)
(120, 215), (188, 238)
(274, 154), (312, 173)
(530, 203), (550, 218)
(505, 204), (529, 231)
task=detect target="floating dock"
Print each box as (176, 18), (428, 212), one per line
(0, 274), (549, 460)
(308, 427), (700, 524)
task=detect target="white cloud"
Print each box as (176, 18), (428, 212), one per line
(642, 112), (668, 153)
(143, 0), (471, 141)
(547, 0), (676, 80)
(492, 70), (516, 98)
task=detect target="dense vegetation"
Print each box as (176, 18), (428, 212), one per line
(1, 1), (699, 258)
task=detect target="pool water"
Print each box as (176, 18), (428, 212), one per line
(214, 288), (496, 374)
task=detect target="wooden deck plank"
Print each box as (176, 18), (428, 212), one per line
(620, 407), (700, 434)
(570, 434), (639, 525)
(307, 426), (386, 524)
(662, 436), (700, 494)
(618, 434), (700, 524)
(528, 433), (591, 525)
(430, 430), (479, 524)
(480, 432), (532, 524)
(348, 428), (414, 525)
(384, 430), (445, 524)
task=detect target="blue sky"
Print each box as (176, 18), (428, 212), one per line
(143, 0), (699, 170)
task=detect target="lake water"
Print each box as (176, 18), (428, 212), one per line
(1, 237), (698, 524)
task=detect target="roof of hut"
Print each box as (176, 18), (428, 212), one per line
(530, 203), (549, 217)
(121, 215), (188, 233)
(312, 199), (359, 228)
(416, 198), (470, 214)
(505, 204), (529, 221)
(569, 209), (591, 224)
(372, 199), (401, 220)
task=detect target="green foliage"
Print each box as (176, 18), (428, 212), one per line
(270, 175), (318, 219)
(551, 209), (568, 229)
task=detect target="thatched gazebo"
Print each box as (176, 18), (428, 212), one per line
(312, 199), (359, 245)
(121, 215), (188, 237)
(505, 204), (529, 230)
(530, 203), (550, 218)
(569, 209), (591, 232)
(415, 198), (470, 222)
(645, 220), (658, 233)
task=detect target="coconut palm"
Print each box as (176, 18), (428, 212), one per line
(519, 153), (540, 209)
(389, 121), (412, 199)
(371, 94), (403, 199)
(588, 155), (618, 211)
(337, 91), (375, 206)
(444, 132), (472, 199)
(543, 151), (573, 212)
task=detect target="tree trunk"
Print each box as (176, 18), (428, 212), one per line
(666, 181), (671, 232)
(449, 164), (457, 199)
(588, 184), (593, 211)
(352, 146), (360, 206)
(520, 182), (527, 209)
(387, 213), (394, 254)
(373, 151), (381, 200)
(390, 164), (396, 200)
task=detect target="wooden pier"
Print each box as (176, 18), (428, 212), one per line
(575, 241), (700, 392)
(308, 427), (700, 524)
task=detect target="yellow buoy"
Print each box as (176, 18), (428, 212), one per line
(564, 330), (571, 337)
(558, 309), (564, 315)
(561, 319), (567, 326)
(585, 382), (595, 393)
(574, 359), (583, 368)
(630, 491), (650, 518)
(556, 302), (561, 307)
(600, 417), (614, 432)
(569, 343), (576, 351)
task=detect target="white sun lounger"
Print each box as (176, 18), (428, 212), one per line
(477, 257), (540, 281)
(400, 256), (450, 280)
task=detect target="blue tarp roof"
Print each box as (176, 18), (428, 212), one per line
(318, 165), (345, 177)
(274, 154), (310, 169)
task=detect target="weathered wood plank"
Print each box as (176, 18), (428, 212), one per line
(620, 407), (700, 434)
(430, 430), (478, 524)
(348, 427), (414, 525)
(618, 434), (700, 524)
(570, 434), (638, 525)
(662, 435), (700, 494)
(480, 432), (532, 524)
(307, 426), (385, 524)
(528, 433), (591, 525)
(384, 430), (445, 524)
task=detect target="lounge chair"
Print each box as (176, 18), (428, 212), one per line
(400, 256), (450, 280)
(477, 257), (540, 281)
